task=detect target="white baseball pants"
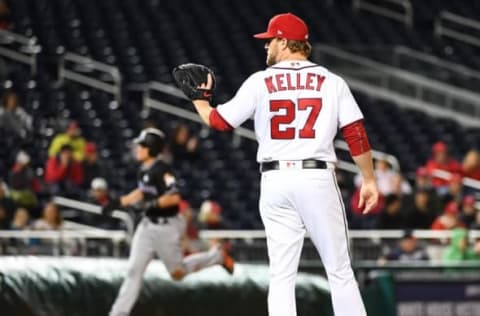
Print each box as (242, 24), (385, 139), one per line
(259, 168), (367, 316)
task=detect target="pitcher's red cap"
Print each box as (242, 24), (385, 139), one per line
(254, 13), (309, 41)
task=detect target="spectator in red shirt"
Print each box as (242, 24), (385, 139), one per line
(424, 141), (462, 191)
(431, 201), (465, 230)
(44, 144), (84, 197)
(349, 184), (385, 229)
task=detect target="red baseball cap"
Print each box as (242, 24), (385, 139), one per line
(254, 13), (309, 41)
(444, 201), (459, 215)
(463, 195), (476, 207)
(85, 142), (97, 154)
(432, 141), (447, 153)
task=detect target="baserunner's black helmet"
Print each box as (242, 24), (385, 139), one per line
(134, 128), (165, 157)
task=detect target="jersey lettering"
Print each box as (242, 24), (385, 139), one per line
(270, 98), (322, 139)
(264, 73), (325, 94)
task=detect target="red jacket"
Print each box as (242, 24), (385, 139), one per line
(425, 159), (462, 187)
(44, 157), (84, 185)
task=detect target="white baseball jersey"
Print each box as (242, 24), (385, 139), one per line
(216, 60), (363, 163)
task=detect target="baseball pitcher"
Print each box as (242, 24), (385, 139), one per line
(103, 128), (234, 316)
(173, 13), (379, 316)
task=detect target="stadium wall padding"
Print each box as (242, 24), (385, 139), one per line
(0, 257), (393, 316)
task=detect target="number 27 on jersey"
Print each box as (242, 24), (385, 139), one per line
(270, 98), (322, 139)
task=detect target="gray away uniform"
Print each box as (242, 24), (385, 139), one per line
(110, 159), (223, 316)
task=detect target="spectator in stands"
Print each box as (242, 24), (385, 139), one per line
(8, 150), (39, 209)
(9, 207), (32, 252)
(459, 195), (478, 228)
(32, 202), (63, 230)
(0, 179), (15, 218)
(349, 185), (384, 229)
(0, 0), (11, 30)
(424, 141), (462, 193)
(0, 203), (9, 229)
(404, 189), (436, 229)
(0, 90), (32, 139)
(443, 228), (480, 262)
(377, 194), (405, 229)
(413, 167), (442, 212)
(471, 208), (480, 230)
(44, 144), (84, 197)
(442, 173), (464, 206)
(31, 202), (69, 255)
(82, 142), (105, 189)
(371, 158), (396, 195)
(355, 158), (411, 196)
(431, 201), (465, 230)
(87, 177), (111, 207)
(379, 230), (429, 263)
(389, 172), (412, 197)
(198, 199), (224, 229)
(86, 177), (121, 229)
(48, 121), (86, 161)
(10, 207), (31, 230)
(462, 149), (480, 181)
(169, 123), (199, 163)
(414, 167), (433, 191)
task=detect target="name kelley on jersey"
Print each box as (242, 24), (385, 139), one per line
(264, 72), (325, 94)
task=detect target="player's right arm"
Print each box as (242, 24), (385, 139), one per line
(120, 188), (144, 207)
(351, 152), (378, 214)
(336, 77), (379, 214)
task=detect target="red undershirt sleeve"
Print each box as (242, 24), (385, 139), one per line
(341, 119), (371, 156)
(209, 109), (234, 132)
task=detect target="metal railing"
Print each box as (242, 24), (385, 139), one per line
(431, 169), (480, 200)
(393, 45), (480, 89)
(143, 81), (257, 140)
(435, 11), (480, 48)
(0, 198), (135, 257)
(1, 228), (479, 264)
(0, 29), (41, 75)
(199, 229), (480, 241)
(53, 196), (134, 238)
(352, 0), (413, 27)
(58, 52), (122, 103)
(335, 139), (400, 171)
(314, 44), (480, 125)
(201, 229), (480, 263)
(0, 229), (128, 257)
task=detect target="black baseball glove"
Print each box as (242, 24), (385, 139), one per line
(172, 63), (215, 102)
